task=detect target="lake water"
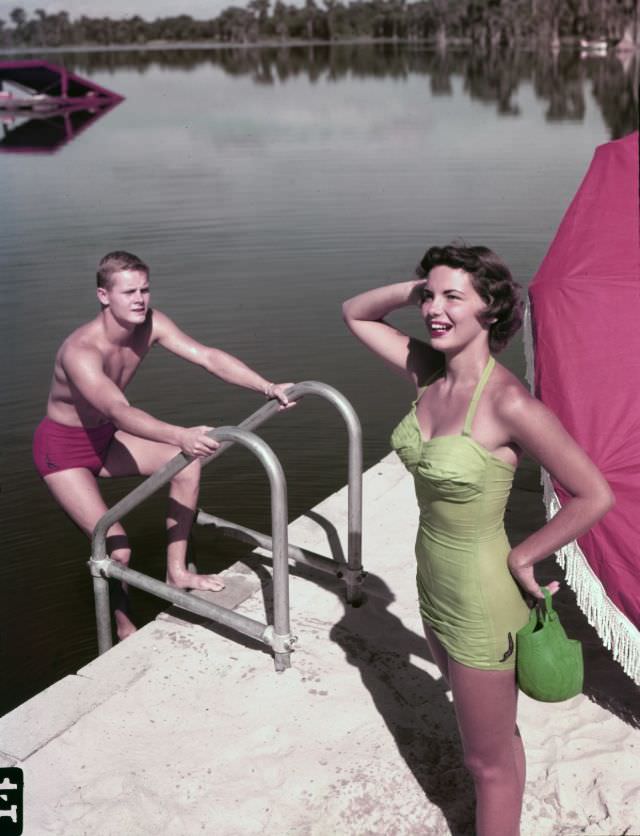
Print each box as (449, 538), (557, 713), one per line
(1, 43), (637, 714)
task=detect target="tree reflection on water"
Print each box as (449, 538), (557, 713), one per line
(18, 43), (639, 140)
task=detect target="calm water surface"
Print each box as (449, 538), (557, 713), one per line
(1, 44), (636, 713)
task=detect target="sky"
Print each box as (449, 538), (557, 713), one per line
(0, 0), (241, 23)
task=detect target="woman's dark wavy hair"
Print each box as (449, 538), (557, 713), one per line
(417, 243), (523, 353)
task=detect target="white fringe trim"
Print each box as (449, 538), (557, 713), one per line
(523, 300), (640, 684)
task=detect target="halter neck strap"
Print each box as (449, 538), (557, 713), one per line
(462, 356), (495, 437)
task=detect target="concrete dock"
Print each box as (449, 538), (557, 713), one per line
(1, 454), (638, 835)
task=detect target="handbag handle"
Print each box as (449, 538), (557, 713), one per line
(535, 586), (556, 622)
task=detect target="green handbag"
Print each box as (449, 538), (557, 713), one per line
(516, 587), (584, 702)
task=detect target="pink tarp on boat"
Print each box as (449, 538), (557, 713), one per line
(528, 130), (640, 682)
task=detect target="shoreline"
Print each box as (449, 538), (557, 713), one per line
(5, 39), (452, 56)
(0, 35), (612, 56)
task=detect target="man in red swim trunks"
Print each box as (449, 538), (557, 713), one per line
(33, 250), (293, 639)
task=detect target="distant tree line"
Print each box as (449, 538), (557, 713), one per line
(1, 0), (639, 49)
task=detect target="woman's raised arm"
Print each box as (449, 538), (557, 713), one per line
(342, 280), (440, 385)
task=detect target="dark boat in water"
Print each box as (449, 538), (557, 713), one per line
(0, 58), (124, 110)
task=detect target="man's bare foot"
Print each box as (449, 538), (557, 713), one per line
(167, 571), (225, 592)
(115, 609), (138, 641)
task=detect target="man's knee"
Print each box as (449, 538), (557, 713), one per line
(110, 547), (131, 566)
(171, 458), (202, 488)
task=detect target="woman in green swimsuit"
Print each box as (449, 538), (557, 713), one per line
(342, 244), (613, 836)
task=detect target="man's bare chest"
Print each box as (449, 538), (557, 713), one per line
(102, 343), (149, 389)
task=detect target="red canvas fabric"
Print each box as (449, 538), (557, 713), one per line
(529, 131), (640, 635)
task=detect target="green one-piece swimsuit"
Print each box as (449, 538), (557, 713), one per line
(390, 356), (529, 670)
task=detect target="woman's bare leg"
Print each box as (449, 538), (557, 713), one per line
(422, 619), (451, 685)
(422, 624), (524, 835)
(448, 659), (524, 836)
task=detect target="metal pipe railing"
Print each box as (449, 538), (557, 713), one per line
(279, 382), (363, 603)
(103, 561), (269, 644)
(90, 426), (293, 670)
(89, 381), (363, 670)
(194, 381), (363, 601)
(196, 510), (343, 576)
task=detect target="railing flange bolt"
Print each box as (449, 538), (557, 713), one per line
(88, 556), (112, 578)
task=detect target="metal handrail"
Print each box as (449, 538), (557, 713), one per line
(90, 426), (293, 669)
(89, 381), (363, 670)
(200, 380), (363, 600)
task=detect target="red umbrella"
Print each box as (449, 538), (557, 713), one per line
(527, 130), (640, 684)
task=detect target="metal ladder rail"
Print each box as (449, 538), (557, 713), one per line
(195, 512), (344, 575)
(196, 380), (364, 603)
(90, 426), (294, 671)
(89, 380), (362, 667)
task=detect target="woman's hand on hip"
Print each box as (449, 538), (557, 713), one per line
(508, 549), (560, 600)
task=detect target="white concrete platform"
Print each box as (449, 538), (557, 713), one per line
(1, 454), (638, 835)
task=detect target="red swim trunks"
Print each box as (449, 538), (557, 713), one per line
(33, 416), (116, 478)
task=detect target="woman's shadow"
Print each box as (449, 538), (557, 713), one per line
(235, 508), (476, 836)
(328, 573), (475, 835)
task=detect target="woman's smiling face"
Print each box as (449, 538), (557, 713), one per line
(419, 266), (491, 352)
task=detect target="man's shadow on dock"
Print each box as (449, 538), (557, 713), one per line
(226, 509), (476, 836)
